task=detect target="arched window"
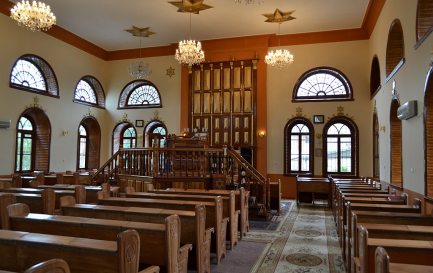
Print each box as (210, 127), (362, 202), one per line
(370, 56), (381, 98)
(78, 125), (87, 169)
(73, 76), (105, 108)
(416, 0), (433, 47)
(284, 117), (314, 175)
(323, 117), (359, 176)
(16, 116), (34, 172)
(373, 111), (380, 178)
(112, 122), (137, 153)
(118, 80), (162, 109)
(386, 19), (405, 81)
(15, 107), (51, 172)
(424, 66), (433, 197)
(144, 120), (167, 148)
(122, 127), (137, 148)
(390, 99), (403, 187)
(10, 54), (59, 97)
(293, 67), (353, 102)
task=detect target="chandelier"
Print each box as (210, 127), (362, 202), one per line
(10, 0), (56, 32)
(175, 13), (205, 66)
(265, 49), (294, 69)
(175, 39), (205, 66)
(263, 9), (296, 69)
(125, 26), (154, 80)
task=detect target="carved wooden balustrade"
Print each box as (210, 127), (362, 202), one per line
(92, 146), (268, 209)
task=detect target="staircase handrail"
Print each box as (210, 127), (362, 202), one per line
(226, 147), (266, 184)
(91, 150), (120, 182)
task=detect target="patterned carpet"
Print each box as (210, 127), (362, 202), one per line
(247, 202), (346, 273)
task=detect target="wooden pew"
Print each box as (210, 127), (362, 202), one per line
(0, 189), (55, 216)
(61, 196), (212, 273)
(0, 175), (22, 188)
(149, 187), (249, 238)
(5, 203), (191, 273)
(342, 201), (422, 272)
(375, 246), (433, 273)
(356, 226), (433, 273)
(0, 186), (86, 207)
(349, 209), (431, 273)
(38, 183), (116, 203)
(0, 259), (71, 273)
(125, 188), (239, 249)
(96, 193), (228, 264)
(0, 229), (160, 273)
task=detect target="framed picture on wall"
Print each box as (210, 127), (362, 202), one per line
(135, 120), (144, 127)
(313, 115), (324, 124)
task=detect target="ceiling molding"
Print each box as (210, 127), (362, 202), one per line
(362, 0), (386, 37)
(2, 0), (384, 61)
(0, 0), (108, 60)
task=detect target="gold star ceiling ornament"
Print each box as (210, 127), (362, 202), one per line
(125, 26), (156, 37)
(169, 0), (213, 14)
(263, 9), (296, 69)
(263, 9), (295, 23)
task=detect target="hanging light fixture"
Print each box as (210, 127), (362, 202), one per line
(125, 26), (155, 80)
(175, 13), (205, 66)
(169, 0), (213, 66)
(10, 0), (56, 32)
(263, 9), (296, 69)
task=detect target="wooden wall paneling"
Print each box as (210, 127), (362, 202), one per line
(424, 67), (433, 197)
(416, 0), (433, 46)
(390, 100), (402, 187)
(386, 19), (405, 77)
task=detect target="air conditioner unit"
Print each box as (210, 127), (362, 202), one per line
(397, 100), (417, 120)
(0, 120), (11, 129)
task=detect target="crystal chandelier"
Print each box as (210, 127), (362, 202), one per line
(263, 9), (296, 69)
(175, 13), (205, 66)
(129, 61), (151, 80)
(126, 26), (154, 80)
(10, 0), (56, 32)
(265, 49), (294, 69)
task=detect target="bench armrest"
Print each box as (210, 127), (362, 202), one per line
(139, 265), (160, 273)
(178, 244), (193, 273)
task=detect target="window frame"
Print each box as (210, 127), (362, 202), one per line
(118, 80), (162, 109)
(322, 117), (359, 177)
(284, 117), (314, 176)
(144, 120), (168, 148)
(121, 126), (137, 149)
(78, 125), (89, 170)
(10, 54), (59, 98)
(15, 116), (35, 173)
(73, 75), (106, 109)
(292, 66), (353, 102)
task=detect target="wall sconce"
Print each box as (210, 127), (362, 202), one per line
(61, 130), (69, 137)
(258, 130), (266, 138)
(379, 125), (386, 133)
(316, 133), (322, 140)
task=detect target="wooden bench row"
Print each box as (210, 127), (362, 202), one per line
(330, 176), (433, 273)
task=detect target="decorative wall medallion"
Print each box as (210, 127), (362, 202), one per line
(166, 66), (175, 78)
(337, 105), (344, 116)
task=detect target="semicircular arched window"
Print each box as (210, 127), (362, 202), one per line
(293, 67), (353, 102)
(73, 76), (105, 108)
(10, 54), (59, 98)
(118, 80), (162, 109)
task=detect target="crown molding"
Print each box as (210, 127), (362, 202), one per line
(1, 0), (385, 61)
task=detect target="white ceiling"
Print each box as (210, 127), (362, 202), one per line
(36, 0), (370, 51)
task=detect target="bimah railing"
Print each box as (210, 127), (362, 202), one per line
(92, 146), (268, 209)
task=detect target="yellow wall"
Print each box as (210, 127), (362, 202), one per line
(0, 0), (432, 199)
(369, 0), (433, 194)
